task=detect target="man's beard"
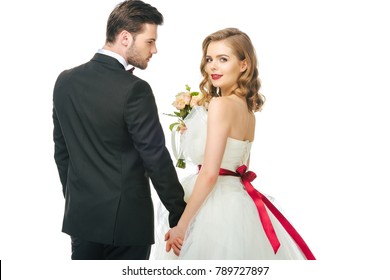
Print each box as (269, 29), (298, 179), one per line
(126, 45), (148, 70)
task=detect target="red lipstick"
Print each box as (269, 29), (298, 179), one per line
(211, 74), (222, 80)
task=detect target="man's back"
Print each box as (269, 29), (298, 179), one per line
(53, 53), (184, 246)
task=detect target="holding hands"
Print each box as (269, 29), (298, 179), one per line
(165, 226), (185, 256)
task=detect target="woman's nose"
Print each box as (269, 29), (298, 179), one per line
(210, 61), (217, 70)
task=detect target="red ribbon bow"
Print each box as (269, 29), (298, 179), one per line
(218, 164), (315, 259)
(236, 165), (257, 182)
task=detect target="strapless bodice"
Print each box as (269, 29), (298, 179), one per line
(181, 106), (252, 171)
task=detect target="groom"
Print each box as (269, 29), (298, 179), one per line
(52, 0), (186, 260)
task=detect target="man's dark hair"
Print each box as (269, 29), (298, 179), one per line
(106, 0), (163, 43)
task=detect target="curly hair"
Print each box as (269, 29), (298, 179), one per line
(199, 28), (265, 112)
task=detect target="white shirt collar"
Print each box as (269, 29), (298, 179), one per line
(97, 49), (135, 71)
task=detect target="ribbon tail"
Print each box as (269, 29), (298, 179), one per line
(220, 165), (315, 259)
(261, 195), (316, 260)
(243, 181), (281, 254)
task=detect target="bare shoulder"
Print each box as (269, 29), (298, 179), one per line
(208, 96), (235, 113)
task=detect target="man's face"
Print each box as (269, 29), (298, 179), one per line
(125, 23), (158, 70)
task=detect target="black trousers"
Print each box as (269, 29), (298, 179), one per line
(71, 236), (151, 260)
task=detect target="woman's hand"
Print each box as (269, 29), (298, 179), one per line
(165, 226), (185, 256)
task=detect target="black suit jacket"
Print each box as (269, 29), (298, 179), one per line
(53, 53), (186, 246)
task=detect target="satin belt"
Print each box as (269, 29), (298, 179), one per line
(198, 164), (315, 260)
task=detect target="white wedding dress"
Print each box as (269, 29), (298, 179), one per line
(152, 106), (314, 260)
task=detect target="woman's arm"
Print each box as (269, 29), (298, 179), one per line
(165, 97), (233, 254)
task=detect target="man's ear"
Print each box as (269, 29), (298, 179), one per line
(120, 30), (134, 47)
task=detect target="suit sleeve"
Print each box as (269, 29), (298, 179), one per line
(53, 105), (69, 197)
(124, 80), (186, 227)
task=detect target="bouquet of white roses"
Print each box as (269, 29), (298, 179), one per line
(165, 85), (207, 168)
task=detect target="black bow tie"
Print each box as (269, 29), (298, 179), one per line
(127, 67), (135, 74)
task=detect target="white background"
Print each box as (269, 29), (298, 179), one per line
(1, 0), (389, 279)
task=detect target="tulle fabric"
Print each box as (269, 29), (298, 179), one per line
(151, 106), (307, 260)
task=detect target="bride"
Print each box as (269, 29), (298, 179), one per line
(154, 28), (315, 260)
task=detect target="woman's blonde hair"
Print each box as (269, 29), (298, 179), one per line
(199, 28), (265, 112)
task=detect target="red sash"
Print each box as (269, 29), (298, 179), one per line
(200, 164), (316, 260)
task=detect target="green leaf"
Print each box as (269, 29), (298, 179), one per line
(176, 158), (186, 169)
(164, 113), (179, 118)
(185, 84), (191, 92)
(191, 91), (199, 96)
(169, 122), (180, 131)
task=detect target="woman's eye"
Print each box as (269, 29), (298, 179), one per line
(206, 58), (212, 63)
(220, 57), (227, 62)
